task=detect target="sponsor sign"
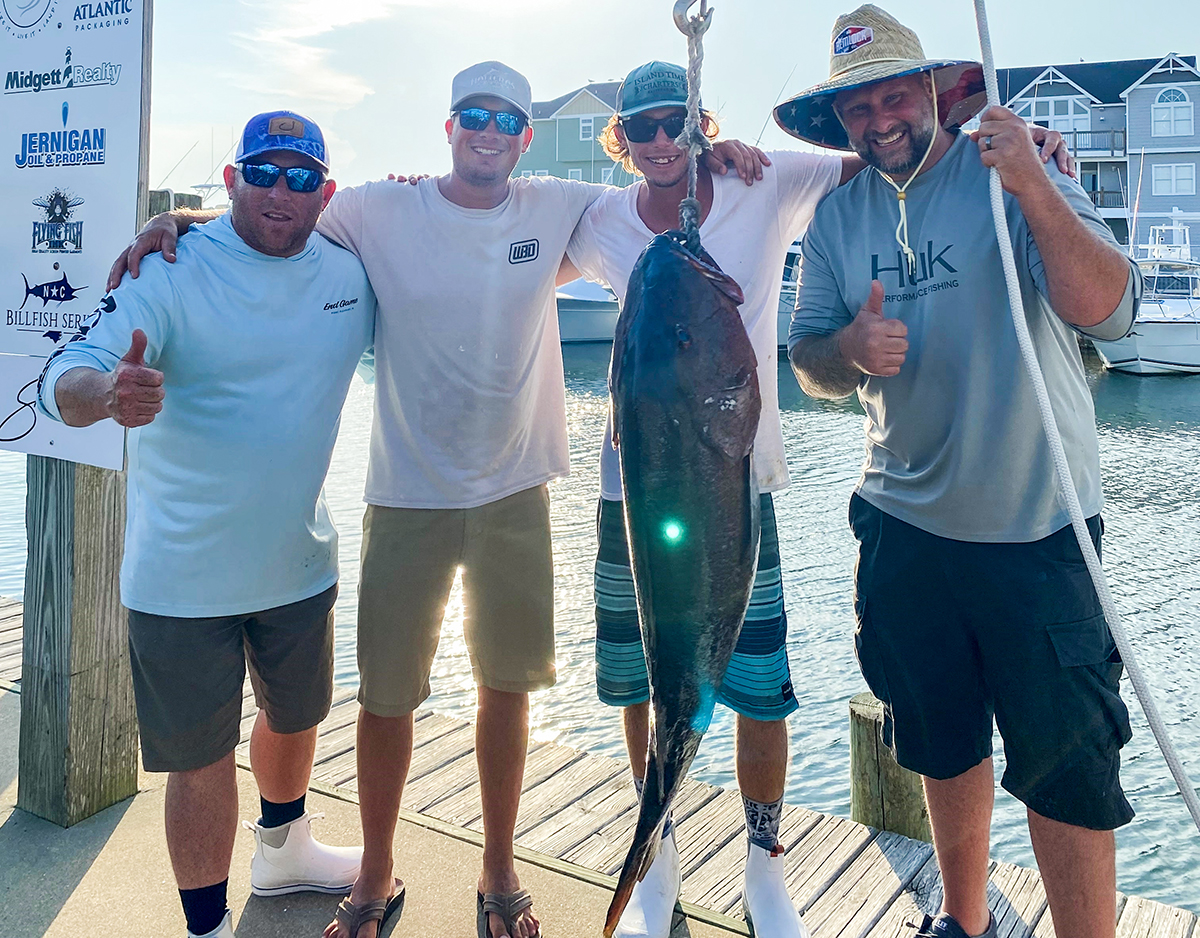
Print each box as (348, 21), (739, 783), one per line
(833, 25), (873, 56)
(1, 0), (145, 468)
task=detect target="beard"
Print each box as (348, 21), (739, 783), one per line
(852, 114), (937, 176)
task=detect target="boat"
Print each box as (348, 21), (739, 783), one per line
(777, 239), (803, 349)
(1092, 224), (1200, 375)
(557, 278), (619, 343)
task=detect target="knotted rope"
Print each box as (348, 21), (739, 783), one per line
(673, 0), (714, 254)
(973, 0), (1200, 831)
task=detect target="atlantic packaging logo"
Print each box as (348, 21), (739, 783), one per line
(31, 189), (84, 253)
(2, 0), (57, 40)
(5, 47), (123, 96)
(15, 101), (106, 169)
(73, 0), (132, 30)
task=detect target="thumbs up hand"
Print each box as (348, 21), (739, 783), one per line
(107, 329), (165, 427)
(838, 281), (909, 377)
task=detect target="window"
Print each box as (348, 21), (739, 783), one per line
(568, 168), (583, 181)
(1152, 163), (1196, 196)
(580, 116), (594, 141)
(601, 167), (614, 185)
(521, 170), (532, 177)
(534, 169), (548, 176)
(1011, 96), (1090, 133)
(1152, 88), (1194, 137)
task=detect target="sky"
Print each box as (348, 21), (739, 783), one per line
(147, 0), (1200, 197)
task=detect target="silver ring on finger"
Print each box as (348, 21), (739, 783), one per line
(984, 135), (994, 150)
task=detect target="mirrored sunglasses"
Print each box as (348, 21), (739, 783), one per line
(456, 106), (528, 136)
(239, 162), (325, 193)
(620, 114), (687, 144)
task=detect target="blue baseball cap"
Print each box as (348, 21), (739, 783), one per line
(236, 110), (328, 171)
(616, 62), (697, 118)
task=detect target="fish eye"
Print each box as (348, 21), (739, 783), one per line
(676, 326), (692, 347)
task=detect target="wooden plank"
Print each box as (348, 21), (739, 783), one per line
(424, 743), (586, 828)
(801, 829), (933, 937)
(784, 813), (877, 913)
(402, 742), (550, 815)
(683, 803), (825, 916)
(467, 751), (626, 835)
(864, 852), (949, 938)
(405, 723), (476, 782)
(1116, 896), (1196, 938)
(987, 861), (1048, 938)
(19, 457), (137, 827)
(675, 790), (748, 879)
(1031, 895), (1129, 938)
(517, 768), (637, 857)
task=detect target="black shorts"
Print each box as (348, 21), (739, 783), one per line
(849, 494), (1133, 831)
(127, 584), (337, 773)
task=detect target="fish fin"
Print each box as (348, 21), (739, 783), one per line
(606, 752), (670, 935)
(696, 366), (762, 461)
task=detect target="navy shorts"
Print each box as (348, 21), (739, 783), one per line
(594, 493), (798, 721)
(849, 494), (1133, 831)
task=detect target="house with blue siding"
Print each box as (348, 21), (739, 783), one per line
(988, 53), (1198, 251)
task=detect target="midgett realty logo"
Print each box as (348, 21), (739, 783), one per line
(5, 47), (123, 95)
(15, 101), (106, 169)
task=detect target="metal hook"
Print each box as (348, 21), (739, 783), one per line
(673, 0), (710, 34)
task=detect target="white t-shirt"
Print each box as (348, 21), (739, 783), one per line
(566, 150), (842, 501)
(318, 175), (606, 509)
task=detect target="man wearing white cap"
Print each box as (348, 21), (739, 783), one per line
(112, 60), (766, 938)
(781, 6), (1138, 938)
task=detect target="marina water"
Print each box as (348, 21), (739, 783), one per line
(0, 346), (1196, 911)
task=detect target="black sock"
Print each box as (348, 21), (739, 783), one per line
(179, 880), (228, 936)
(259, 794), (306, 829)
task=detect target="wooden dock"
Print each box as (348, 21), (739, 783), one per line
(2, 596), (1195, 938)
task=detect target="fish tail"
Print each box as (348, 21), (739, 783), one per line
(20, 274), (31, 310)
(604, 756), (670, 936)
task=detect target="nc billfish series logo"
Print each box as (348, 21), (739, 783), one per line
(14, 100), (107, 168)
(833, 25), (873, 55)
(20, 263), (86, 308)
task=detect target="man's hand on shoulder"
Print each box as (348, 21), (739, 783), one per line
(705, 140), (772, 185)
(386, 173), (428, 185)
(106, 209), (219, 292)
(106, 330), (165, 427)
(839, 281), (908, 377)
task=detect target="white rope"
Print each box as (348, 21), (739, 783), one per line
(674, 0), (713, 253)
(972, 0), (1200, 832)
(873, 87), (940, 277)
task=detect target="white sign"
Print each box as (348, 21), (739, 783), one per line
(0, 0), (147, 469)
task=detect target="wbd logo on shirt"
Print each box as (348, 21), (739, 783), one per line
(509, 239), (539, 264)
(14, 101), (106, 169)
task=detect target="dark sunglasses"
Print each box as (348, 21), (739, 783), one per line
(456, 106), (528, 136)
(620, 113), (687, 144)
(239, 162), (326, 193)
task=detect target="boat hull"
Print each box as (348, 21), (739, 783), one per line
(1093, 320), (1200, 375)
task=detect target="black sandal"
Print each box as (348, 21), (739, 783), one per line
(477, 888), (542, 938)
(333, 881), (405, 938)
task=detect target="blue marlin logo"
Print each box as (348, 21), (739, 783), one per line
(20, 271), (86, 308)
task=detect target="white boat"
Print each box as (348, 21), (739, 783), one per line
(557, 278), (619, 344)
(1093, 224), (1200, 375)
(778, 240), (803, 349)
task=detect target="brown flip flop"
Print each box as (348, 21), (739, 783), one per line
(334, 881), (405, 938)
(477, 888), (542, 938)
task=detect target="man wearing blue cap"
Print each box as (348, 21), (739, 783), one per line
(38, 110), (375, 938)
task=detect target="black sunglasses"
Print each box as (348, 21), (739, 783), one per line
(620, 113), (687, 144)
(239, 162), (325, 193)
(455, 106), (528, 136)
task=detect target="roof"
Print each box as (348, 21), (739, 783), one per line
(531, 81), (621, 119)
(995, 56), (1196, 105)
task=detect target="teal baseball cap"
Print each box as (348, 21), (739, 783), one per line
(616, 62), (698, 118)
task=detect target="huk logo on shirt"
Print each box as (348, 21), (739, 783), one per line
(509, 239), (539, 265)
(14, 100), (106, 168)
(873, 240), (959, 291)
(833, 25), (873, 56)
(31, 187), (84, 253)
(4, 46), (122, 95)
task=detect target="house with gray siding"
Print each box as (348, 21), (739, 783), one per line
(988, 53), (1199, 251)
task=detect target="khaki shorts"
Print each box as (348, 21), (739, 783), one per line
(357, 484), (556, 716)
(127, 584), (337, 773)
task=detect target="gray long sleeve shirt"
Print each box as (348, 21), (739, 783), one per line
(790, 131), (1138, 543)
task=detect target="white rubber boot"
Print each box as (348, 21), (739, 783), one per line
(743, 842), (809, 938)
(245, 811), (362, 896)
(613, 829), (682, 938)
(187, 910), (235, 938)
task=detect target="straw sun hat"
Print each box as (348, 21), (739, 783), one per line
(773, 4), (987, 150)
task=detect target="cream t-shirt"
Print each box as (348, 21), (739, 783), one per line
(318, 175), (606, 509)
(566, 150), (842, 501)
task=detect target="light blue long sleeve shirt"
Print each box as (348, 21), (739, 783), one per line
(39, 213), (376, 616)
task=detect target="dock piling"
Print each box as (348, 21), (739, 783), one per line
(849, 691), (932, 843)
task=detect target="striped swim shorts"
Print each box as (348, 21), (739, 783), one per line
(593, 493), (798, 721)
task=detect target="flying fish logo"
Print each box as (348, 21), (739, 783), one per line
(833, 25), (873, 56)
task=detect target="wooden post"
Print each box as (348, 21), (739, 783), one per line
(17, 456), (137, 827)
(849, 692), (932, 843)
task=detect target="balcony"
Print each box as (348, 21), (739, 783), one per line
(1065, 129), (1126, 157)
(1087, 189), (1127, 209)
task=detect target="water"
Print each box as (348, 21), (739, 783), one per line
(1, 347), (1197, 911)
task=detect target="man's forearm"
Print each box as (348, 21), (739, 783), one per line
(52, 366), (113, 427)
(166, 208), (222, 233)
(1017, 178), (1129, 328)
(789, 333), (861, 399)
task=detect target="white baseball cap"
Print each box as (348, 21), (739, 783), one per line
(450, 61), (533, 120)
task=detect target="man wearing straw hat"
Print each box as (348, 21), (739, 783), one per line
(781, 6), (1139, 938)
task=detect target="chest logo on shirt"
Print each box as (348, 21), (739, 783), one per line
(873, 240), (959, 300)
(509, 239), (539, 265)
(323, 297), (358, 313)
